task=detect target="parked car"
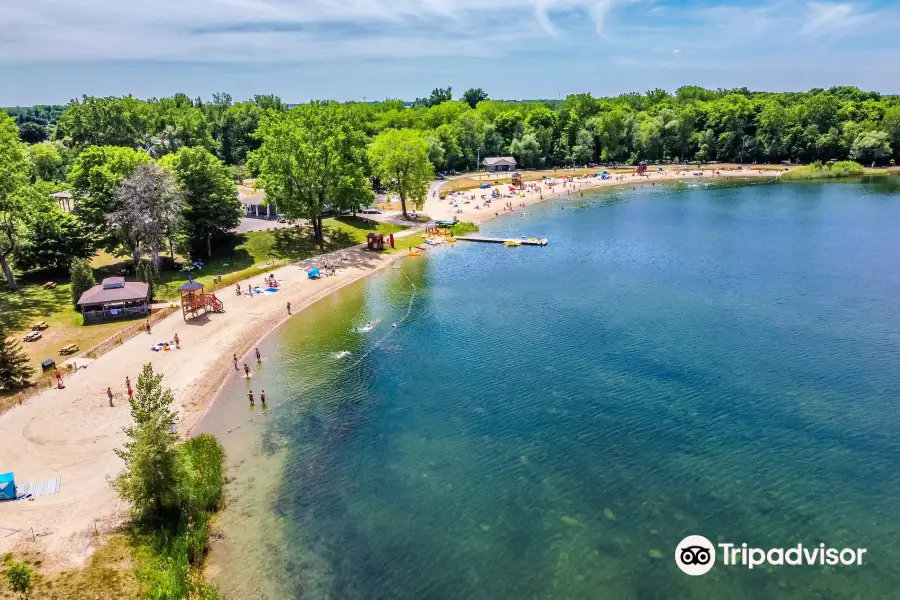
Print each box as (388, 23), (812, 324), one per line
(359, 206), (383, 214)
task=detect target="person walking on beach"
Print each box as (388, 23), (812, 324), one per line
(260, 390), (266, 405)
(174, 333), (180, 349)
(244, 363), (251, 378)
(107, 387), (114, 407)
(146, 319), (151, 334)
(287, 302), (292, 315)
(55, 367), (63, 389)
(233, 354), (239, 371)
(248, 390), (254, 405)
(256, 347), (261, 363)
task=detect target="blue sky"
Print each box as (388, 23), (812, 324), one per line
(2, 0), (899, 105)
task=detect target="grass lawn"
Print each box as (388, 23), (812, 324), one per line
(1, 217), (406, 390)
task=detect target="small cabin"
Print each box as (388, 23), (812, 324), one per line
(483, 157), (517, 173)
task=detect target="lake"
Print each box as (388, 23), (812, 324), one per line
(196, 177), (900, 599)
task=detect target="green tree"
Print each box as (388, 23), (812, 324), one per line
(509, 133), (541, 169)
(17, 121), (48, 144)
(28, 142), (63, 181)
(55, 95), (151, 149)
(250, 102), (373, 244)
(0, 113), (31, 290)
(68, 145), (153, 247)
(136, 261), (155, 301)
(462, 88), (489, 109)
(160, 147), (241, 258)
(3, 560), (33, 599)
(69, 258), (96, 308)
(0, 323), (34, 391)
(16, 188), (93, 272)
(849, 130), (892, 165)
(368, 129), (434, 219)
(113, 363), (183, 520)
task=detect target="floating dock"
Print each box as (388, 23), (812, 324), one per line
(456, 236), (549, 247)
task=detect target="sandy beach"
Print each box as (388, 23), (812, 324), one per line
(0, 168), (780, 568)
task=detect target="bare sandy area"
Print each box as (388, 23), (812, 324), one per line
(424, 167), (782, 224)
(0, 239), (415, 568)
(0, 167), (780, 569)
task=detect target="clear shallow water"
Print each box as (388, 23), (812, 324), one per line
(197, 178), (900, 599)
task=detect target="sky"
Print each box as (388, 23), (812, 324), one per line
(1, 0), (899, 106)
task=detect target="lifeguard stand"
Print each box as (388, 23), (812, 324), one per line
(180, 279), (224, 321)
(635, 161), (648, 175)
(511, 172), (524, 189)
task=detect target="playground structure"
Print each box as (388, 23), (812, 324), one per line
(511, 172), (524, 189)
(180, 280), (225, 321)
(635, 161), (648, 175)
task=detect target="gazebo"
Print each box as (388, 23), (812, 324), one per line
(180, 280), (224, 320)
(77, 277), (150, 322)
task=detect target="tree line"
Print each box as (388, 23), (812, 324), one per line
(3, 85), (899, 292)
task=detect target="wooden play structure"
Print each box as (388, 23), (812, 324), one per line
(366, 233), (385, 251)
(511, 172), (524, 189)
(180, 280), (225, 321)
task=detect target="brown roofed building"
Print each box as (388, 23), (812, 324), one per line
(77, 277), (150, 322)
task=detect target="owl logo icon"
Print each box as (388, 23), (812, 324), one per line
(675, 535), (716, 576)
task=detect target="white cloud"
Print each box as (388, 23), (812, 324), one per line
(800, 2), (873, 37)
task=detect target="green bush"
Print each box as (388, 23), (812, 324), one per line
(782, 160), (865, 180)
(449, 221), (479, 236)
(3, 560), (33, 599)
(69, 258), (96, 308)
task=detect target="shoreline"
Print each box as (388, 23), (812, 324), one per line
(0, 169), (778, 568)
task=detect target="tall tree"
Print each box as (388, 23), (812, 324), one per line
(68, 145), (153, 248)
(55, 95), (151, 149)
(250, 102), (373, 244)
(368, 129), (434, 219)
(108, 163), (182, 271)
(0, 113), (30, 290)
(113, 363), (183, 520)
(18, 121), (48, 144)
(28, 142), (63, 181)
(160, 146), (241, 257)
(16, 188), (93, 272)
(462, 88), (489, 109)
(0, 322), (34, 391)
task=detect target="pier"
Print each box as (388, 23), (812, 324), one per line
(456, 236), (549, 247)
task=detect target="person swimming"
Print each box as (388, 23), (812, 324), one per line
(392, 322), (397, 328)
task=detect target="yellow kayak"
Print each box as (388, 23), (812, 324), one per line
(447, 237), (457, 243)
(503, 240), (521, 247)
(408, 251), (421, 257)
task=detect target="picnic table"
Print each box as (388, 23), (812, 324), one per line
(32, 321), (49, 331)
(23, 331), (42, 342)
(59, 344), (79, 355)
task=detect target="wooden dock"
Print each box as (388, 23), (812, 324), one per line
(456, 236), (549, 247)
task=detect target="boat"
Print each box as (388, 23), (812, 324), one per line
(503, 240), (521, 247)
(447, 237), (457, 243)
(408, 251), (421, 257)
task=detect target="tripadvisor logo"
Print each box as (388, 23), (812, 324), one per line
(675, 536), (867, 576)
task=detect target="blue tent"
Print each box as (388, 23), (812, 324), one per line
(0, 472), (16, 500)
(308, 268), (320, 279)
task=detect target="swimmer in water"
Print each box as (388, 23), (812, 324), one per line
(392, 322), (397, 328)
(244, 363), (251, 378)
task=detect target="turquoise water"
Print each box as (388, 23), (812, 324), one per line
(197, 178), (900, 599)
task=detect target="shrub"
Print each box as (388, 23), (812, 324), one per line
(3, 560), (33, 599)
(0, 323), (33, 391)
(69, 258), (96, 308)
(782, 161), (865, 181)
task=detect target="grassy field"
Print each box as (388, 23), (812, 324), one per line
(1, 536), (141, 599)
(0, 217), (406, 389)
